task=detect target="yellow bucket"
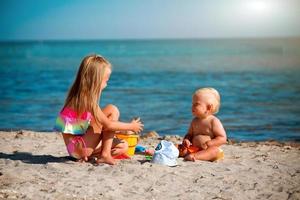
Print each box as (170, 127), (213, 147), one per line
(115, 133), (139, 156)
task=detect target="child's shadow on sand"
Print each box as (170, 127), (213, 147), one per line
(0, 151), (76, 164)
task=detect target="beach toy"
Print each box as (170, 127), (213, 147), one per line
(115, 133), (139, 156)
(145, 149), (154, 156)
(187, 146), (200, 154)
(113, 153), (131, 160)
(135, 145), (154, 156)
(151, 140), (179, 167)
(145, 155), (152, 160)
(134, 145), (154, 160)
(214, 148), (224, 161)
(135, 145), (146, 153)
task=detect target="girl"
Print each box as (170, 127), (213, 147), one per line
(55, 54), (143, 165)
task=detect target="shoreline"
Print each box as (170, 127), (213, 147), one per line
(1, 130), (300, 200)
(2, 129), (300, 145)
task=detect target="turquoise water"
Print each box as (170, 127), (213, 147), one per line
(0, 38), (300, 141)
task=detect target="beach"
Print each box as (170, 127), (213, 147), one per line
(0, 131), (299, 200)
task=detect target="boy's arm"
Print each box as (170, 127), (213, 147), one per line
(207, 118), (227, 147)
(184, 124), (193, 140)
(183, 121), (194, 146)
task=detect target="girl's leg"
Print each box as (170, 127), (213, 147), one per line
(80, 127), (102, 161)
(96, 104), (121, 164)
(93, 103), (122, 154)
(63, 131), (101, 162)
(97, 133), (116, 164)
(64, 104), (121, 164)
(92, 138), (128, 157)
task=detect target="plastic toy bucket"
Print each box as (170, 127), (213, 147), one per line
(115, 133), (139, 156)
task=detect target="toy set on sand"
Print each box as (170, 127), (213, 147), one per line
(115, 132), (139, 156)
(114, 132), (154, 160)
(114, 132), (224, 165)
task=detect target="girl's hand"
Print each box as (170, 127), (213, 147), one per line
(182, 139), (191, 147)
(130, 117), (144, 133)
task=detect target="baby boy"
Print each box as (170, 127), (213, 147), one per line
(179, 88), (227, 161)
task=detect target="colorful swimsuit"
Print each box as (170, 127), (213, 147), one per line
(54, 107), (92, 159)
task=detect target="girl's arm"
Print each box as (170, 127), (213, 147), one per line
(96, 107), (143, 133)
(206, 117), (227, 147)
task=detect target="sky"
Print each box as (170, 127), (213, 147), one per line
(0, 0), (300, 41)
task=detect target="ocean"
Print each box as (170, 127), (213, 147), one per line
(0, 38), (299, 141)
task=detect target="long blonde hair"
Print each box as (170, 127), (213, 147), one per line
(63, 54), (111, 125)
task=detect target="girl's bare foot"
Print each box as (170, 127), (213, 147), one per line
(96, 155), (116, 165)
(76, 159), (84, 163)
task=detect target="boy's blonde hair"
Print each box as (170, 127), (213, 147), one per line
(194, 87), (221, 114)
(63, 54), (111, 126)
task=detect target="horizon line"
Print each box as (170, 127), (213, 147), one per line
(1, 36), (300, 43)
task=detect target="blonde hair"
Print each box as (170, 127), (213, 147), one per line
(194, 87), (221, 114)
(63, 54), (111, 125)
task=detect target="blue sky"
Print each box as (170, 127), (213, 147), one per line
(1, 0), (300, 40)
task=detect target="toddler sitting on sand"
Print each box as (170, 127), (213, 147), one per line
(178, 87), (227, 161)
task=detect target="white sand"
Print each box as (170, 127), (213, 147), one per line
(0, 130), (299, 200)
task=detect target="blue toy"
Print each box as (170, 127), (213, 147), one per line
(135, 145), (146, 153)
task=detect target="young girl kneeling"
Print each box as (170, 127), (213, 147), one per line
(55, 54), (143, 165)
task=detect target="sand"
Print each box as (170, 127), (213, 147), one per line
(0, 130), (299, 200)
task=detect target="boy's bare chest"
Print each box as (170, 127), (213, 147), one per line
(192, 120), (213, 137)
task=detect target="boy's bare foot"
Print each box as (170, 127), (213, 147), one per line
(184, 153), (196, 162)
(96, 155), (117, 165)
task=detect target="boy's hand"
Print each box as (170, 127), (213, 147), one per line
(178, 144), (188, 157)
(200, 142), (208, 150)
(182, 139), (191, 147)
(130, 117), (144, 133)
(206, 140), (213, 147)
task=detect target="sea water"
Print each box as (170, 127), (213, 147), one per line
(0, 38), (299, 141)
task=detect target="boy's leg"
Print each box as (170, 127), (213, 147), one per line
(185, 146), (220, 161)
